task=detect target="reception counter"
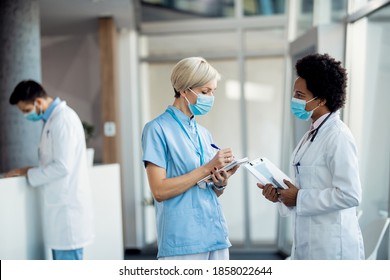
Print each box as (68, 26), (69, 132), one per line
(0, 164), (124, 260)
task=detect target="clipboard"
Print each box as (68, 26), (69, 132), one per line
(197, 157), (249, 186)
(244, 157), (291, 189)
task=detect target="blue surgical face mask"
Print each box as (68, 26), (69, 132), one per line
(290, 97), (318, 121)
(185, 88), (214, 116)
(24, 102), (43, 122)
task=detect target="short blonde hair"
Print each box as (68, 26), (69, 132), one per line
(171, 57), (221, 97)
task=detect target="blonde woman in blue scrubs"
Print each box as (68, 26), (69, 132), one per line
(141, 57), (238, 260)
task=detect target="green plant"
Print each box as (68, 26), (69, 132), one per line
(82, 121), (95, 147)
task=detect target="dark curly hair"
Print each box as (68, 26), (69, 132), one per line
(295, 53), (347, 112)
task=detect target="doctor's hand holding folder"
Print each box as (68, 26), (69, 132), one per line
(244, 157), (297, 207)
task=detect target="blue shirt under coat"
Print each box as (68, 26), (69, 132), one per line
(42, 97), (61, 122)
(141, 105), (231, 258)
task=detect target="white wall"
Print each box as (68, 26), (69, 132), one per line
(41, 34), (103, 162)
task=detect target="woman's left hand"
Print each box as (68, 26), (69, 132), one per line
(210, 165), (239, 188)
(278, 179), (299, 207)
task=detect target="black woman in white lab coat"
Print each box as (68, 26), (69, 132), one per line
(258, 53), (364, 260)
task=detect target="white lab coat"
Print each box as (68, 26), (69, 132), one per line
(27, 101), (94, 250)
(286, 111), (364, 259)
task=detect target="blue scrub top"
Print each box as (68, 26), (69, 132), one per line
(141, 105), (231, 258)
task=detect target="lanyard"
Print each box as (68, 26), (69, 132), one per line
(293, 112), (333, 174)
(167, 108), (205, 165)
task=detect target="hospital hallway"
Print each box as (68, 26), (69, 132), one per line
(1, 0), (390, 264)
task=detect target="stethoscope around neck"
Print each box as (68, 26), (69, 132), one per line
(308, 112), (333, 142)
(293, 112), (333, 174)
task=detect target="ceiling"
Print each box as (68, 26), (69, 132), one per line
(39, 0), (205, 36)
(39, 0), (137, 36)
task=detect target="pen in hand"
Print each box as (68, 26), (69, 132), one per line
(211, 144), (221, 150)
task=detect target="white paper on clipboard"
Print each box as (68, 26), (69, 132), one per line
(197, 157), (249, 186)
(244, 157), (292, 189)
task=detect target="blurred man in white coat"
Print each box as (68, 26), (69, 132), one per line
(5, 80), (94, 260)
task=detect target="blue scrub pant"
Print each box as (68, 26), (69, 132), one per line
(52, 248), (84, 260)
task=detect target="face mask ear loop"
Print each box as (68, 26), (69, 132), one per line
(181, 90), (192, 105)
(306, 97), (319, 114)
(184, 96), (191, 105)
(311, 104), (320, 112)
(188, 88), (199, 98)
(309, 97), (322, 113)
(35, 100), (43, 115)
(181, 92), (195, 117)
(32, 101), (38, 115)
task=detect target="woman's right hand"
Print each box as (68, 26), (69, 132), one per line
(206, 148), (234, 170)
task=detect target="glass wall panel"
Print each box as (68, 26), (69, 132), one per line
(140, 31), (238, 57)
(243, 0), (286, 16)
(296, 0), (314, 38)
(244, 28), (285, 53)
(202, 59), (245, 243)
(140, 61), (170, 245)
(330, 0), (348, 22)
(290, 0), (347, 42)
(141, 0), (235, 21)
(245, 57), (285, 244)
(346, 3), (390, 243)
(348, 0), (370, 13)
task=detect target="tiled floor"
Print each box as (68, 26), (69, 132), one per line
(124, 247), (285, 260)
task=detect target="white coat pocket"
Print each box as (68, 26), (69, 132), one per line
(296, 165), (315, 189)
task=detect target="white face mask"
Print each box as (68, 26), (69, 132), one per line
(185, 88), (214, 116)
